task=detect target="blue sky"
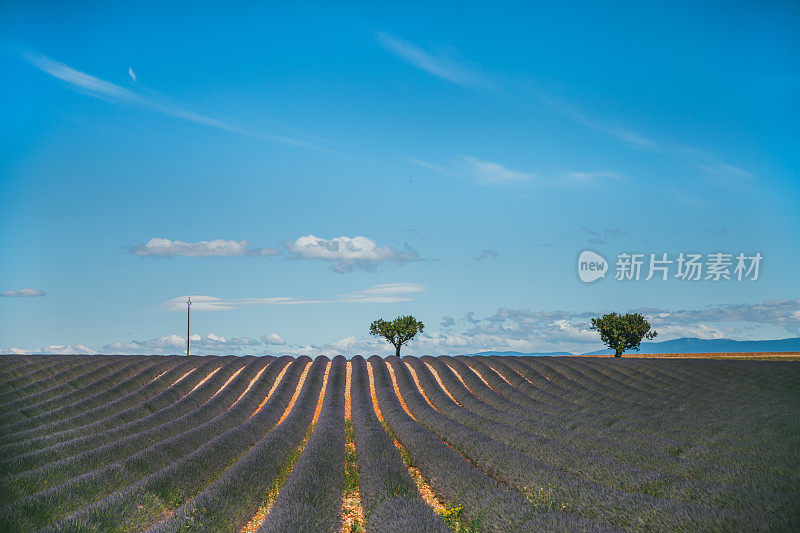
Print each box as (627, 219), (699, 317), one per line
(1, 1), (799, 356)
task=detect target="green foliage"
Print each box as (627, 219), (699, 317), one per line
(438, 505), (478, 532)
(590, 312), (657, 357)
(344, 421), (360, 496)
(525, 485), (567, 512)
(369, 315), (424, 356)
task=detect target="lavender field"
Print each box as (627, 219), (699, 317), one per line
(0, 354), (797, 532)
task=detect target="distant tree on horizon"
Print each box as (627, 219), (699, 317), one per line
(590, 312), (657, 357)
(369, 315), (424, 357)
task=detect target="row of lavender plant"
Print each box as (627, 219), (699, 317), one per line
(0, 357), (246, 500)
(456, 356), (758, 491)
(465, 356), (797, 528)
(535, 356), (800, 526)
(369, 356), (605, 532)
(445, 357), (702, 472)
(148, 356), (329, 532)
(257, 356), (347, 532)
(42, 356), (304, 532)
(0, 356), (221, 476)
(0, 356), (269, 531)
(349, 356), (449, 533)
(0, 357), (161, 431)
(0, 356), (91, 394)
(0, 357), (195, 454)
(0, 357), (118, 411)
(390, 356), (736, 531)
(462, 356), (715, 465)
(416, 357), (781, 517)
(503, 356), (786, 469)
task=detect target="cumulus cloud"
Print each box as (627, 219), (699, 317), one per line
(9, 344), (98, 355)
(164, 283), (427, 311)
(641, 299), (800, 333)
(261, 333), (286, 345)
(131, 238), (280, 258)
(245, 299), (800, 356)
(286, 235), (420, 272)
(2, 288), (45, 297)
(102, 333), (261, 355)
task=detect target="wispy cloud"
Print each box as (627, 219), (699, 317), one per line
(380, 35), (748, 178)
(164, 283), (427, 311)
(533, 91), (657, 150)
(128, 66), (136, 82)
(461, 156), (535, 184)
(409, 155), (618, 188)
(26, 54), (245, 132)
(563, 170), (622, 182)
(131, 238), (279, 258)
(24, 53), (333, 152)
(377, 32), (493, 90)
(2, 288), (45, 297)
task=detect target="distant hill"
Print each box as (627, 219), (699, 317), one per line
(458, 350), (575, 357)
(581, 337), (800, 355)
(452, 337), (800, 357)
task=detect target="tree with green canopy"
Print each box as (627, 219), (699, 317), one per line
(590, 312), (657, 357)
(369, 315), (424, 357)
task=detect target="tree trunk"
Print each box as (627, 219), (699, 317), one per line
(614, 348), (623, 357)
(395, 344), (401, 357)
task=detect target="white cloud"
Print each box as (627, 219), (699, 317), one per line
(651, 323), (726, 340)
(131, 238), (280, 258)
(2, 288), (45, 297)
(7, 299), (795, 357)
(641, 299), (800, 333)
(286, 235), (420, 272)
(376, 33), (492, 90)
(9, 344), (98, 355)
(102, 333), (261, 355)
(262, 333), (286, 345)
(164, 283), (427, 311)
(128, 67), (136, 82)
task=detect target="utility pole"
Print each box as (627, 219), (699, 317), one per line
(186, 297), (191, 356)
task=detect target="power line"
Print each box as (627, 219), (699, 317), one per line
(186, 297), (191, 357)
